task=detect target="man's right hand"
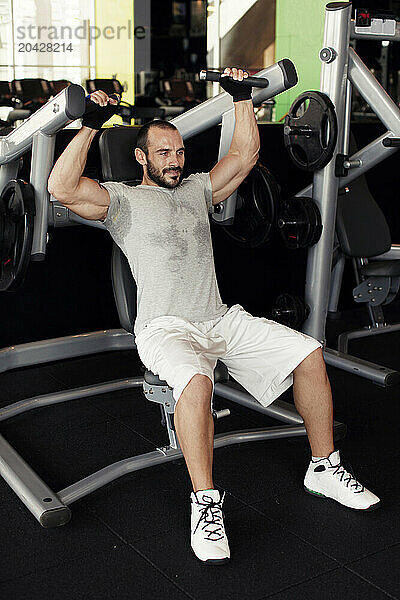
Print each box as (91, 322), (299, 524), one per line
(82, 90), (120, 130)
(48, 90), (116, 221)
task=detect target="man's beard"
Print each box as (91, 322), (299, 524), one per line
(146, 159), (183, 189)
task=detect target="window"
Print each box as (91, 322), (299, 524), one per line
(0, 0), (96, 84)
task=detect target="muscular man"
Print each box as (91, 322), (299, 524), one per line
(48, 68), (380, 565)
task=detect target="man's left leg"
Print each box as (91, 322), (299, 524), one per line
(292, 347), (334, 458)
(293, 347), (381, 511)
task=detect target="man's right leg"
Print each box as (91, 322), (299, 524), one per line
(174, 373), (230, 564)
(174, 373), (214, 492)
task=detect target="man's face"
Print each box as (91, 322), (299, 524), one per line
(144, 129), (185, 189)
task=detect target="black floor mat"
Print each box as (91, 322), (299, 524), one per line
(0, 326), (399, 599)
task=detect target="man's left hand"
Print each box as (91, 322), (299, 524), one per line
(219, 67), (252, 102)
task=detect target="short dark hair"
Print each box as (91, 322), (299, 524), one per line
(136, 120), (179, 155)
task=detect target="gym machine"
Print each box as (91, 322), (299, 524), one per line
(281, 3), (400, 386)
(0, 60), (347, 528)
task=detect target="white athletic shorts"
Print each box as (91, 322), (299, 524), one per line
(135, 304), (322, 408)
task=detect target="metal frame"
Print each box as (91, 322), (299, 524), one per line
(294, 2), (400, 386)
(0, 336), (347, 527)
(0, 60), (332, 527)
(1, 2), (398, 526)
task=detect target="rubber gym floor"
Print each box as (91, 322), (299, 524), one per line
(0, 304), (399, 600)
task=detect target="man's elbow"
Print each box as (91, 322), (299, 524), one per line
(47, 178), (56, 198)
(244, 148), (259, 172)
(47, 171), (61, 198)
(48, 175), (75, 205)
(47, 183), (66, 204)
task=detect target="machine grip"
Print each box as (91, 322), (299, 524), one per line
(200, 70), (269, 88)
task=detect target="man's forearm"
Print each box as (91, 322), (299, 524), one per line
(48, 127), (97, 198)
(229, 100), (260, 167)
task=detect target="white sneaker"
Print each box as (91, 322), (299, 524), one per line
(304, 450), (381, 511)
(190, 489), (230, 564)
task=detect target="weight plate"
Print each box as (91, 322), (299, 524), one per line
(300, 197), (322, 248)
(278, 196), (322, 250)
(271, 293), (309, 330)
(284, 91), (338, 172)
(221, 163), (279, 248)
(0, 179), (35, 291)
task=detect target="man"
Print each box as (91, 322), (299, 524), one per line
(48, 68), (380, 565)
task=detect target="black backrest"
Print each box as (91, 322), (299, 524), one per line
(336, 134), (391, 257)
(111, 244), (137, 334)
(11, 78), (51, 101)
(99, 127), (142, 183)
(50, 80), (71, 95)
(86, 78), (124, 97)
(99, 127), (143, 334)
(0, 81), (12, 102)
(160, 78), (194, 101)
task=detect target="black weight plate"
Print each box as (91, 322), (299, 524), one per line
(294, 196), (321, 248)
(272, 293), (308, 330)
(302, 197), (322, 247)
(0, 179), (35, 291)
(284, 91), (338, 172)
(221, 163), (279, 248)
(278, 196), (322, 250)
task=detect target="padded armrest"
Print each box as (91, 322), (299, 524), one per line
(361, 260), (400, 277)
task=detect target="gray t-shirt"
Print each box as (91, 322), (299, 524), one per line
(102, 173), (228, 336)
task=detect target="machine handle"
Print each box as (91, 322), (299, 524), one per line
(200, 70), (269, 88)
(382, 137), (400, 147)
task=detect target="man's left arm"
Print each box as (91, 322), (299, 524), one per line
(210, 94), (260, 206)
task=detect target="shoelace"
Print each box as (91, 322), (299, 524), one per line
(329, 463), (365, 493)
(193, 494), (225, 541)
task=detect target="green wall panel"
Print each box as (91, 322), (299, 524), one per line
(274, 0), (327, 121)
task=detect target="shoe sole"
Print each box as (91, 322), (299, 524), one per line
(304, 486), (381, 511)
(202, 557), (230, 565)
(192, 551), (230, 565)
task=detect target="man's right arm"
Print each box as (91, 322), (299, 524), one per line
(47, 126), (111, 221)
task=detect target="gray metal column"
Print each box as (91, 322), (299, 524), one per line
(303, 2), (352, 342)
(0, 162), (19, 195)
(343, 79), (352, 154)
(212, 108), (237, 225)
(328, 254), (346, 312)
(30, 131), (56, 260)
(327, 74), (352, 314)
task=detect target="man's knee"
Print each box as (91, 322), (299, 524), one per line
(294, 347), (327, 379)
(179, 373), (213, 405)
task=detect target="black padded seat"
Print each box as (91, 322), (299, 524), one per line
(360, 260), (400, 277)
(144, 360), (229, 386)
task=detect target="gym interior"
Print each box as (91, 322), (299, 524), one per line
(0, 0), (399, 598)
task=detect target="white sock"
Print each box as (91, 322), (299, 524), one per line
(312, 450), (336, 462)
(195, 488), (215, 493)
